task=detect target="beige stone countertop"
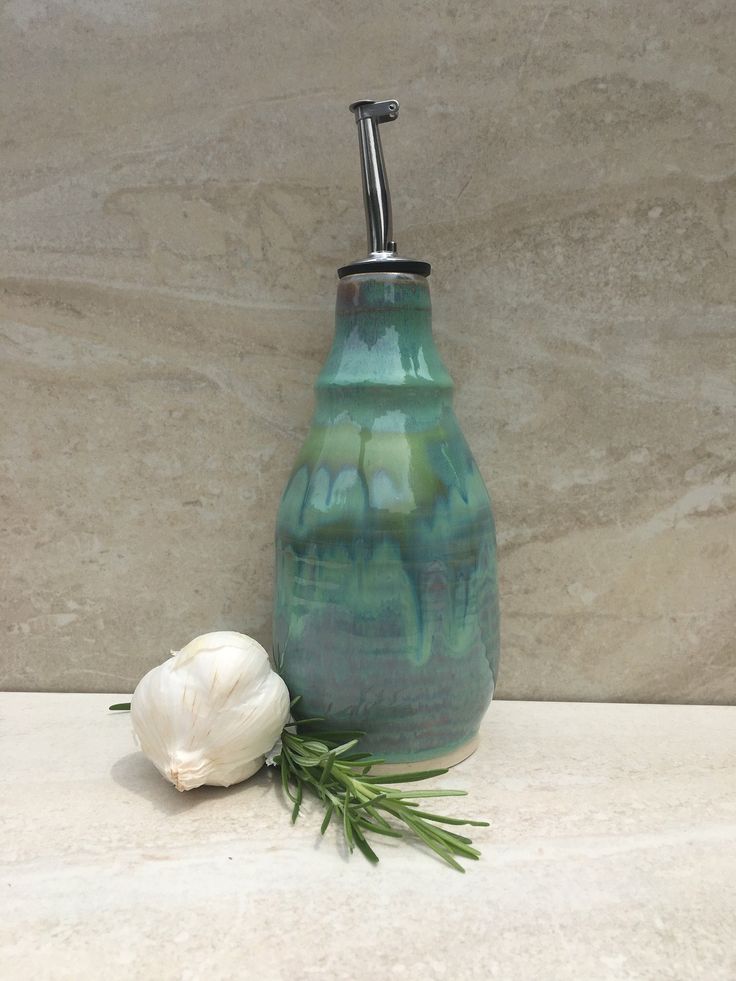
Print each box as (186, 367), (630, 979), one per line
(2, 695), (735, 981)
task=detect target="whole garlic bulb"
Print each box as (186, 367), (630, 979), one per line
(131, 631), (290, 791)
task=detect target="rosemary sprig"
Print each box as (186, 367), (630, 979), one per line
(275, 719), (488, 872)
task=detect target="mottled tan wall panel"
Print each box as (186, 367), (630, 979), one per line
(1, 1), (734, 700)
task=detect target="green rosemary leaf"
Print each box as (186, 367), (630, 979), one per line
(359, 768), (448, 784)
(411, 812), (490, 827)
(330, 738), (361, 758)
(381, 789), (468, 799)
(318, 751), (336, 787)
(343, 790), (354, 849)
(109, 702), (131, 711)
(295, 738), (331, 756)
(291, 779), (303, 824)
(352, 826), (380, 864)
(425, 826), (479, 851)
(280, 751), (298, 804)
(320, 803), (335, 835)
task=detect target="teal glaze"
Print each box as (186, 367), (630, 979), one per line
(274, 273), (499, 762)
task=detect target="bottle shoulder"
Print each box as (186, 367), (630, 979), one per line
(276, 411), (494, 545)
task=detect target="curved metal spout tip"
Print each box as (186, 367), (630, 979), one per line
(349, 99), (400, 124)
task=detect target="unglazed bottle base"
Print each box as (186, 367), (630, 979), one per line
(367, 735), (479, 776)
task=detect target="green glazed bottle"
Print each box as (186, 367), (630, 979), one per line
(274, 99), (499, 767)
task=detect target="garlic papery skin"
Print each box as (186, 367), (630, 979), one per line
(131, 631), (290, 792)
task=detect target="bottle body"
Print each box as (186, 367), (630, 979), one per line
(274, 273), (499, 764)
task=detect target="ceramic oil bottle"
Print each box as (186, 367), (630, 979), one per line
(274, 99), (499, 767)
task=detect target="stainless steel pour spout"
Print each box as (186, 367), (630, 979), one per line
(337, 98), (431, 279)
(350, 98), (399, 257)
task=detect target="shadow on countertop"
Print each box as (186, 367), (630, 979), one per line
(110, 750), (273, 816)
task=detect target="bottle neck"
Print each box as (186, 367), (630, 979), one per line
(316, 273), (452, 393)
